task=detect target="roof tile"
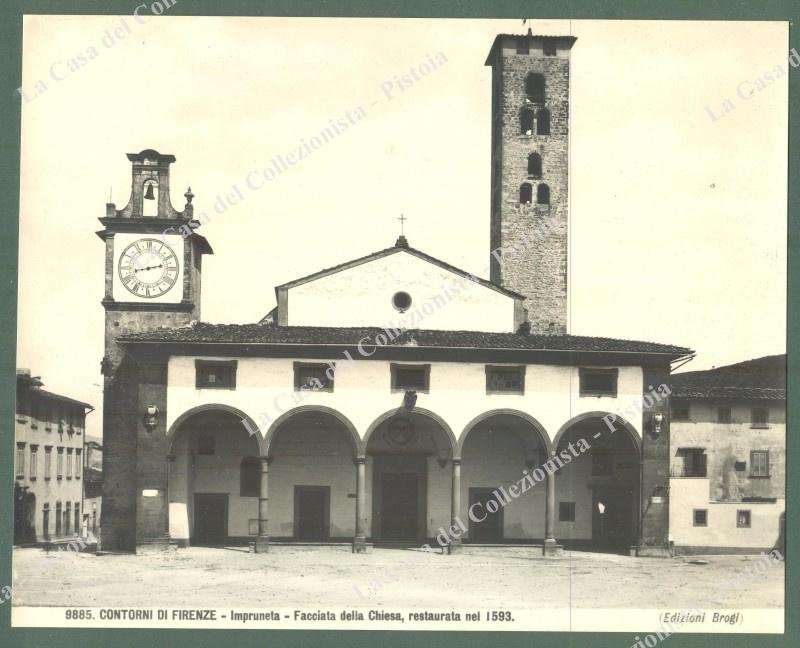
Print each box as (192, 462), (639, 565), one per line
(119, 322), (692, 356)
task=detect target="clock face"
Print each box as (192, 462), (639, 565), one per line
(118, 238), (180, 299)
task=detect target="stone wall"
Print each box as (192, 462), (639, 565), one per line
(489, 36), (572, 334)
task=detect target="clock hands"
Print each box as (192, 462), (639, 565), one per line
(134, 263), (164, 273)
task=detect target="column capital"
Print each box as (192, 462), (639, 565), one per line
(354, 456), (366, 465)
(451, 458), (461, 466)
(166, 453), (176, 463)
(259, 455), (273, 465)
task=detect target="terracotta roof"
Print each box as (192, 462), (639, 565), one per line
(671, 354), (786, 400)
(119, 322), (692, 356)
(33, 388), (94, 411)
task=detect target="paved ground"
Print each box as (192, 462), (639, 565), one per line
(11, 545), (784, 609)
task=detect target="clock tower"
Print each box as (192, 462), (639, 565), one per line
(97, 149), (212, 551)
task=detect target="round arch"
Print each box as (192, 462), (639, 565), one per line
(458, 409), (552, 458)
(552, 411), (641, 460)
(167, 404), (267, 456)
(363, 407), (457, 460)
(264, 405), (360, 460)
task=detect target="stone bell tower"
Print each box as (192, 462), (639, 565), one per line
(97, 149), (212, 551)
(486, 33), (576, 334)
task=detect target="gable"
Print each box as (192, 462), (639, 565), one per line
(278, 249), (523, 332)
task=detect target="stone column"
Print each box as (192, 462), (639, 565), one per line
(255, 456), (270, 553)
(352, 457), (367, 553)
(449, 459), (462, 554)
(543, 452), (562, 556)
(165, 454), (175, 540)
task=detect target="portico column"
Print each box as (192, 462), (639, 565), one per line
(449, 458), (462, 554)
(543, 451), (562, 556)
(165, 454), (175, 540)
(352, 457), (367, 553)
(255, 456), (270, 553)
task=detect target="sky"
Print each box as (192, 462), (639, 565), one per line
(16, 17), (788, 439)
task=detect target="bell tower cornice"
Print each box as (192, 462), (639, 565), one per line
(106, 148), (192, 221)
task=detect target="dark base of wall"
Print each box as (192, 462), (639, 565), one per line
(635, 545), (671, 558)
(673, 545), (780, 556)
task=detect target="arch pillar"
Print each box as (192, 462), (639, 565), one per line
(448, 459), (462, 554)
(165, 453), (175, 540)
(254, 456), (270, 553)
(543, 452), (561, 556)
(352, 457), (367, 553)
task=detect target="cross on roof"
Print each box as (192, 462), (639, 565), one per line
(398, 213), (407, 236)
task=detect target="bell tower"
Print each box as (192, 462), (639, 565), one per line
(486, 33), (576, 334)
(97, 149), (212, 551)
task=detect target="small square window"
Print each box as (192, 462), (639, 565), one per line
(671, 403), (690, 421)
(486, 366), (525, 394)
(693, 509), (708, 527)
(676, 448), (707, 477)
(717, 407), (731, 423)
(736, 510), (751, 528)
(579, 368), (618, 397)
(294, 362), (334, 392)
(751, 407), (769, 428)
(195, 360), (237, 390)
(391, 364), (430, 392)
(516, 38), (530, 55)
(559, 501), (575, 522)
(750, 450), (769, 478)
(197, 435), (215, 456)
(543, 42), (557, 56)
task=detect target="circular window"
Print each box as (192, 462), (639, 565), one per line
(392, 291), (412, 312)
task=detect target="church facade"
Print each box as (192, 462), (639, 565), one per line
(98, 33), (692, 556)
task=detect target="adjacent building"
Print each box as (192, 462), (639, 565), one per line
(668, 355), (786, 554)
(83, 437), (103, 537)
(14, 369), (94, 544)
(98, 32), (695, 556)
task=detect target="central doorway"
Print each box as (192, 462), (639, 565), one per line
(193, 494), (228, 545)
(365, 409), (456, 546)
(371, 454), (427, 544)
(294, 486), (330, 540)
(381, 473), (419, 540)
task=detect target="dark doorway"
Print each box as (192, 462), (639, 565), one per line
(193, 493), (228, 545)
(43, 506), (50, 541)
(468, 488), (504, 543)
(371, 454), (427, 544)
(381, 473), (418, 541)
(592, 488), (633, 552)
(294, 486), (330, 541)
(13, 487), (36, 544)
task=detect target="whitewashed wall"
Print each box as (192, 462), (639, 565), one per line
(166, 356), (646, 448)
(669, 478), (784, 550)
(284, 251), (517, 332)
